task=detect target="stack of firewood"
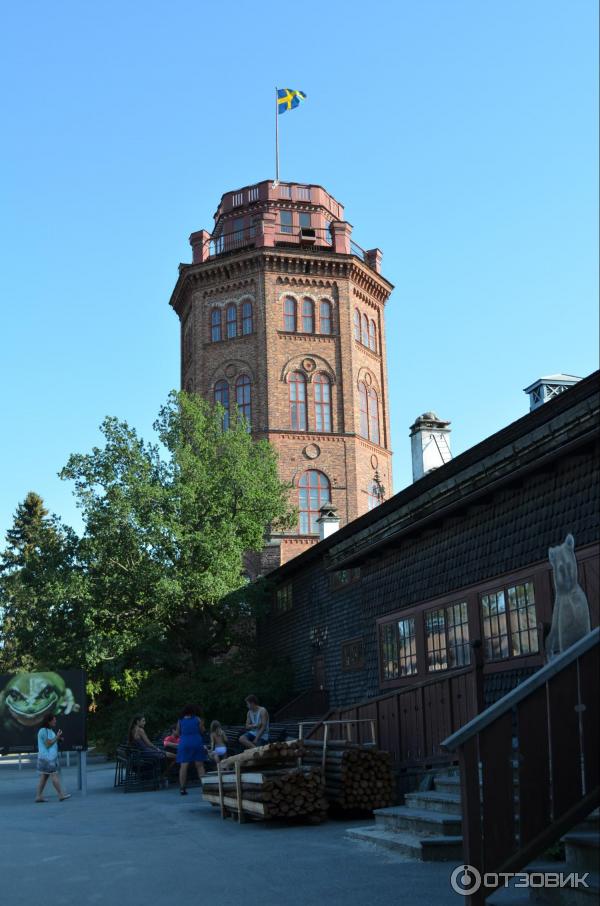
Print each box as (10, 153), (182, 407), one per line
(302, 740), (394, 811)
(201, 741), (328, 821)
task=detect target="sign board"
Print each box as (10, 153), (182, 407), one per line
(0, 669), (87, 751)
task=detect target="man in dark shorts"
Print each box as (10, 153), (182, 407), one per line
(239, 695), (270, 749)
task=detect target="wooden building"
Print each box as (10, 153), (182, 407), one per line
(258, 371), (599, 774)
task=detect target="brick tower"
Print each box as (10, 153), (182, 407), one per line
(169, 180), (394, 570)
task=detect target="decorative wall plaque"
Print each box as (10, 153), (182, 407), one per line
(370, 454), (378, 469)
(225, 364), (237, 378)
(303, 358), (316, 373)
(341, 638), (365, 671)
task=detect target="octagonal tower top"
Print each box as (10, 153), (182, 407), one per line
(188, 179), (383, 274)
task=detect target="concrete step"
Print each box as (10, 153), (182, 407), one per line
(346, 825), (463, 862)
(434, 774), (462, 795)
(374, 804), (461, 836)
(563, 830), (600, 873)
(404, 790), (462, 816)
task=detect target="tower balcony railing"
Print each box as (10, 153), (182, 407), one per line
(192, 224), (380, 272)
(206, 226), (336, 258)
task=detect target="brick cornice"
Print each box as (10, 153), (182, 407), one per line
(169, 247), (393, 317)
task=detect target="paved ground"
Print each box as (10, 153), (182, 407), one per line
(1, 759), (466, 906)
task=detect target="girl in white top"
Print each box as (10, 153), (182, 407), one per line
(35, 714), (70, 802)
(209, 721), (228, 763)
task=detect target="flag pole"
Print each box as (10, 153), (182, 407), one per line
(275, 86), (279, 185)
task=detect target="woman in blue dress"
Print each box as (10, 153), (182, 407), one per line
(176, 704), (207, 795)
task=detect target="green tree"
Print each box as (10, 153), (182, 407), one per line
(59, 391), (293, 692)
(0, 492), (87, 672)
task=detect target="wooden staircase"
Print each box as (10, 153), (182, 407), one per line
(346, 768), (463, 861)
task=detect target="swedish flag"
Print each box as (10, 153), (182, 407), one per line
(277, 88), (307, 114)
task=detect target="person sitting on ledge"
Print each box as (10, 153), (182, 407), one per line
(239, 695), (270, 749)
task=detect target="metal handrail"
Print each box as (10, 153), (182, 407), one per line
(442, 627), (599, 752)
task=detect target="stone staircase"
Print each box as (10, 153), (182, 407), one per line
(489, 809), (599, 905)
(346, 769), (463, 861)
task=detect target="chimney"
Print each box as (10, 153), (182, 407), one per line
(410, 412), (452, 482)
(523, 374), (581, 412)
(316, 504), (340, 541)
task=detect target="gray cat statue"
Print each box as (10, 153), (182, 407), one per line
(546, 533), (591, 659)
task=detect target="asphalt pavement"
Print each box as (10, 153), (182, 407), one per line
(0, 759), (465, 906)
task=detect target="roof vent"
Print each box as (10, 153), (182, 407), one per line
(523, 374), (581, 411)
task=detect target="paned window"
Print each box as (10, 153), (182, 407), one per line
(484, 580), (540, 657)
(214, 380), (230, 429)
(233, 217), (244, 242)
(298, 470), (331, 534)
(368, 388), (380, 445)
(226, 304), (237, 339)
(289, 371), (307, 430)
(381, 622), (399, 680)
(446, 602), (471, 667)
(425, 609), (447, 671)
(398, 618), (418, 676)
(481, 590), (509, 660)
(242, 301), (253, 335)
(302, 298), (314, 333)
(361, 313), (369, 346)
(314, 373), (332, 432)
(369, 319), (377, 352)
(235, 374), (251, 427)
(299, 212), (311, 229)
(281, 210), (293, 233)
(320, 300), (332, 334)
(379, 617), (418, 680)
(211, 308), (222, 342)
(284, 297), (297, 331)
(358, 381), (368, 438)
(275, 584), (293, 614)
(507, 581), (539, 655)
(425, 603), (471, 671)
(354, 308), (361, 341)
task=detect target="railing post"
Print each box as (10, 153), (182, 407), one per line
(459, 736), (484, 905)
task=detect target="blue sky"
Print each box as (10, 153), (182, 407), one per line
(1, 1), (598, 539)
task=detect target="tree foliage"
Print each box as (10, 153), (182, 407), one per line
(0, 492), (87, 672)
(0, 393), (294, 703)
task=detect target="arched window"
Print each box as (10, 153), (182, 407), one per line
(361, 313), (369, 346)
(354, 308), (361, 341)
(235, 374), (251, 427)
(320, 300), (332, 335)
(289, 371), (307, 430)
(358, 381), (368, 438)
(242, 301), (253, 335)
(284, 297), (297, 332)
(314, 374), (332, 433)
(302, 298), (314, 333)
(369, 319), (377, 352)
(298, 470), (331, 534)
(226, 304), (237, 339)
(214, 380), (230, 429)
(211, 308), (222, 342)
(368, 387), (380, 445)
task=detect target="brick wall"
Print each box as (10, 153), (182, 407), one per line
(175, 246), (394, 566)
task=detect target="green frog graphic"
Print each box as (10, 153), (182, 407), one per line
(0, 672), (80, 731)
